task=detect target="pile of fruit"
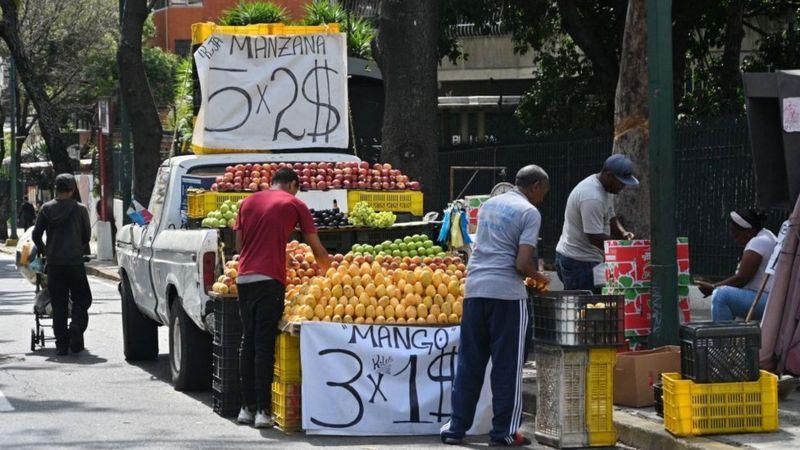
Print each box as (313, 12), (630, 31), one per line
(285, 241), (323, 287)
(212, 257), (239, 295)
(209, 161), (420, 192)
(351, 234), (445, 258)
(283, 252), (466, 325)
(310, 208), (349, 229)
(212, 164), (273, 192)
(201, 199), (241, 228)
(348, 201), (397, 228)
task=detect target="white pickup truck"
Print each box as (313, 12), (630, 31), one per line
(116, 152), (359, 390)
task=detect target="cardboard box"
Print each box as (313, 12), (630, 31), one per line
(613, 346), (681, 407)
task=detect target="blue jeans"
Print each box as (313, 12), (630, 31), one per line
(711, 286), (768, 322)
(555, 252), (598, 291)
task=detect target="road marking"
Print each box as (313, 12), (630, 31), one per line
(0, 389), (14, 411)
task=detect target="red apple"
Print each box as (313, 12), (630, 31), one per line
(223, 173), (234, 181)
(293, 163), (303, 170)
(409, 181), (420, 190)
(259, 182), (269, 190)
(332, 180), (342, 188)
(248, 182), (258, 191)
(225, 165), (235, 173)
(373, 163), (382, 170)
(235, 164), (245, 172)
(343, 180), (351, 189)
(381, 182), (390, 190)
(359, 161), (369, 169)
(215, 176), (224, 184)
(389, 181), (396, 189)
(318, 181), (328, 190)
(244, 163), (253, 171)
(253, 164), (263, 171)
(397, 182), (406, 190)
(383, 163), (392, 171)
(372, 182), (381, 190)
(211, 183), (218, 191)
(243, 177), (250, 185)
(233, 176), (242, 184)
(309, 162), (318, 170)
(233, 182), (242, 191)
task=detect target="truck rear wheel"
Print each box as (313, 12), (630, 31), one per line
(120, 277), (158, 361)
(169, 298), (212, 391)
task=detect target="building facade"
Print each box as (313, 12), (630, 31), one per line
(152, 0), (308, 56)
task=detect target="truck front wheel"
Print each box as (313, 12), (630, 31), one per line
(120, 277), (158, 361)
(169, 298), (212, 391)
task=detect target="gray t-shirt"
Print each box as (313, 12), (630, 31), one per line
(556, 174), (615, 263)
(465, 190), (541, 300)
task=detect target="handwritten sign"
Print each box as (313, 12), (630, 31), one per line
(783, 98), (800, 133)
(301, 322), (492, 436)
(192, 33), (349, 152)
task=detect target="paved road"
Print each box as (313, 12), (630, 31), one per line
(0, 253), (577, 449)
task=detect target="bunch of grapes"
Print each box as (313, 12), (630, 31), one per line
(347, 201), (397, 228)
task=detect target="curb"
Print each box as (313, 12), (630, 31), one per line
(85, 265), (120, 283)
(614, 411), (740, 450)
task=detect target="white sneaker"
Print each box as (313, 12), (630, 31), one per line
(254, 410), (275, 428)
(237, 407), (255, 424)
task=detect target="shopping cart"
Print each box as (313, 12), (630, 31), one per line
(30, 271), (57, 352)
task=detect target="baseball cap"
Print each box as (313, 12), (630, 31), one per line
(603, 154), (639, 186)
(55, 173), (77, 192)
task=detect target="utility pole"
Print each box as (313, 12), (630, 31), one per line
(7, 58), (18, 244)
(646, 0), (678, 347)
(119, 0), (132, 224)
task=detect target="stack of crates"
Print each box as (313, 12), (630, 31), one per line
(272, 333), (301, 431)
(531, 290), (623, 448)
(212, 297), (242, 418)
(661, 322), (778, 437)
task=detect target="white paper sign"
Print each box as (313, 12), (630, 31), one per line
(192, 33), (349, 151)
(766, 220), (791, 275)
(301, 322), (493, 436)
(783, 98), (800, 133)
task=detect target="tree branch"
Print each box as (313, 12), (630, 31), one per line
(556, 0), (619, 91)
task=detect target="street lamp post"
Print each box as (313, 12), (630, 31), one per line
(119, 0), (132, 225)
(646, 0), (678, 347)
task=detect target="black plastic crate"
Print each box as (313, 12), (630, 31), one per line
(213, 299), (242, 347)
(653, 382), (663, 418)
(531, 290), (624, 347)
(213, 374), (240, 393)
(680, 321), (761, 383)
(213, 352), (239, 377)
(213, 388), (241, 418)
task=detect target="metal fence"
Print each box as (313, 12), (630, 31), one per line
(439, 118), (787, 278)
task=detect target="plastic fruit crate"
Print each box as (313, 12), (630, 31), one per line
(532, 291), (624, 347)
(680, 322), (761, 383)
(662, 371), (778, 437)
(347, 190), (424, 216)
(274, 333), (301, 383)
(272, 381), (301, 431)
(187, 191), (252, 219)
(585, 348), (617, 447)
(654, 382), (664, 418)
(534, 344), (588, 448)
(213, 298), (242, 347)
(212, 388), (240, 418)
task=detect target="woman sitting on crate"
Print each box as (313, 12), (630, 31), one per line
(696, 209), (776, 322)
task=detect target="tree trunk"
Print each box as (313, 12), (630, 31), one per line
(612, 0), (650, 236)
(718, 0), (745, 115)
(0, 0), (71, 175)
(0, 101), (8, 241)
(118, 0), (163, 207)
(373, 0), (440, 212)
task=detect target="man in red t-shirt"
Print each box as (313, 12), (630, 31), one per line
(233, 167), (330, 428)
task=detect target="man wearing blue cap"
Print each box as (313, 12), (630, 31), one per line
(555, 154), (639, 291)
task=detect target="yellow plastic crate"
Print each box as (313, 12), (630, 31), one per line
(187, 191), (252, 219)
(192, 22), (340, 45)
(274, 333), (301, 383)
(347, 190), (424, 216)
(662, 370), (778, 437)
(585, 348), (617, 446)
(272, 381), (301, 431)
